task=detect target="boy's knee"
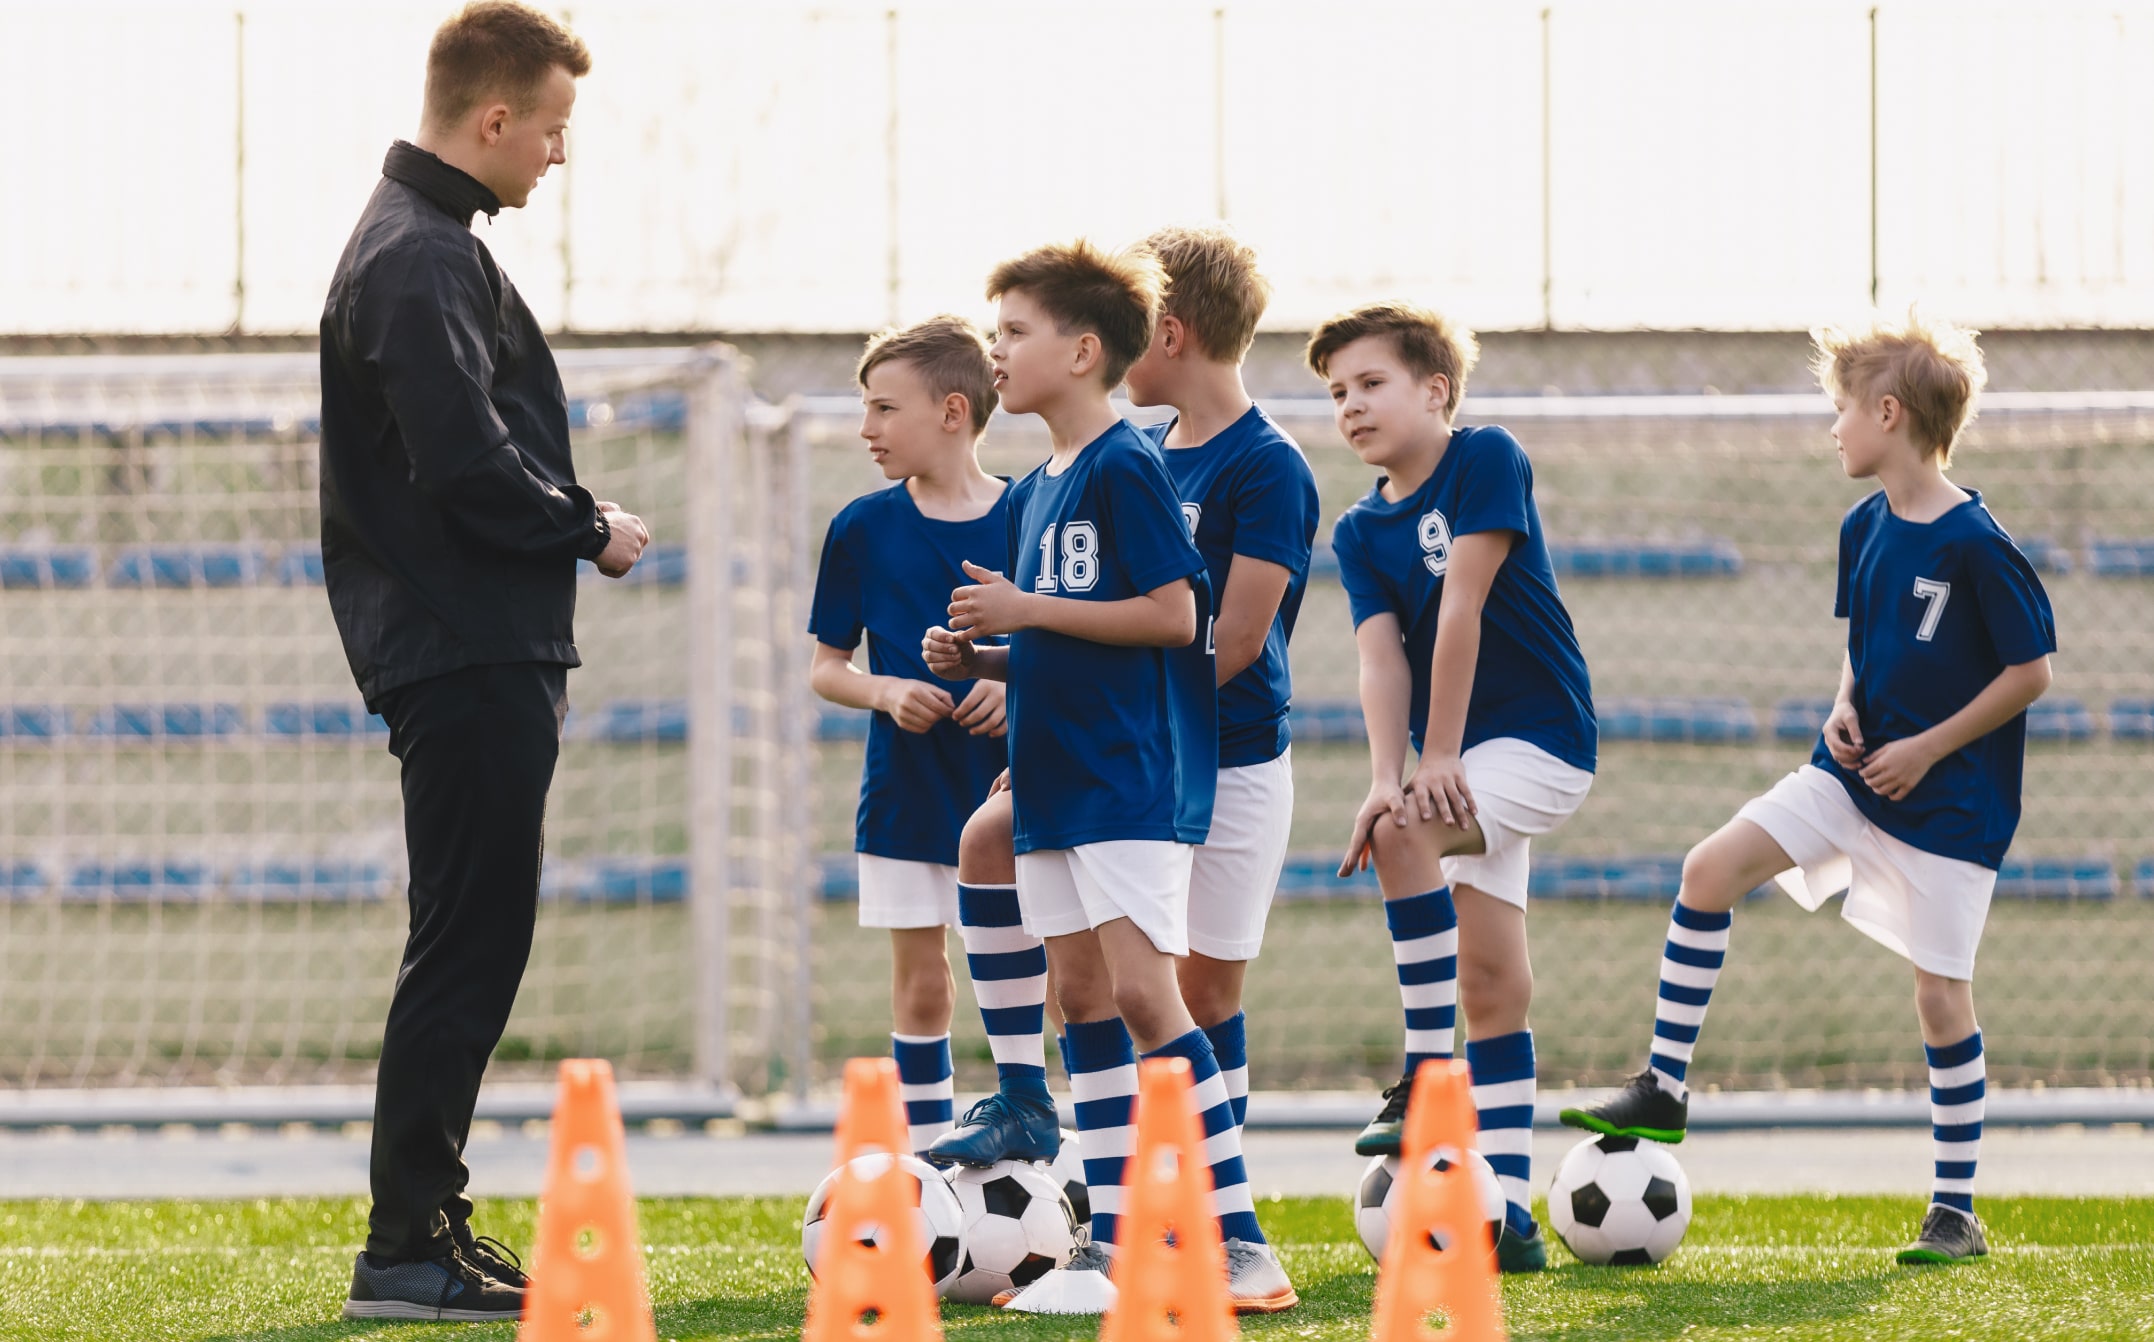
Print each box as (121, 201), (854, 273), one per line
(958, 801), (1014, 885)
(1679, 842), (1749, 912)
(1913, 971), (1971, 1022)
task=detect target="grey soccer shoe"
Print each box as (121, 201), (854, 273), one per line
(1897, 1204), (1989, 1265)
(342, 1247), (525, 1321)
(1224, 1238), (1299, 1313)
(1559, 1071), (1689, 1145)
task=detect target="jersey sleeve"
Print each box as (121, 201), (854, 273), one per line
(1971, 531), (2059, 665)
(806, 511), (864, 649)
(1447, 426), (1534, 540)
(1331, 513), (1392, 630)
(1227, 444), (1320, 572)
(1103, 444), (1207, 595)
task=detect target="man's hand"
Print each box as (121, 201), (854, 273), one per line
(1340, 780), (1412, 878)
(948, 561), (1033, 639)
(1822, 699), (1866, 768)
(922, 625), (979, 680)
(877, 678), (955, 734)
(952, 678), (1008, 737)
(1858, 736), (1941, 802)
(594, 503), (649, 579)
(1406, 752), (1477, 830)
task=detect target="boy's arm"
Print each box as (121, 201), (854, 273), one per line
(946, 560), (1197, 648)
(1821, 653), (1864, 767)
(922, 629), (1010, 683)
(808, 640), (954, 734)
(1410, 530), (1515, 827)
(1857, 656), (2054, 801)
(1340, 612), (1416, 877)
(1213, 557), (1294, 685)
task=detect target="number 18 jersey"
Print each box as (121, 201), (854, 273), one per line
(1003, 420), (1214, 854)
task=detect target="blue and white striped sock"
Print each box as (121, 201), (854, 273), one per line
(1648, 901), (1733, 1100)
(1148, 1027), (1265, 1246)
(955, 883), (1048, 1085)
(1386, 888), (1458, 1071)
(891, 1032), (954, 1155)
(1066, 1017), (1138, 1253)
(1202, 1011), (1250, 1130)
(1928, 1031), (1984, 1215)
(1467, 1029), (1537, 1238)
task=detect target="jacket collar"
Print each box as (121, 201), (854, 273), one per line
(382, 140), (502, 225)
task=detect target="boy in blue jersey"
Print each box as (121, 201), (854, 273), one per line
(923, 240), (1260, 1316)
(808, 316), (1012, 1156)
(1562, 313), (2054, 1268)
(1315, 303), (1598, 1274)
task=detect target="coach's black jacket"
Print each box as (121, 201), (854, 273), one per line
(319, 141), (610, 705)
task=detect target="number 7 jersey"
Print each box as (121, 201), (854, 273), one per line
(1001, 420), (1215, 854)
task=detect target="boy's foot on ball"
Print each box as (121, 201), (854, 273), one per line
(1352, 1074), (1415, 1156)
(995, 1240), (1115, 1313)
(1897, 1204), (1988, 1265)
(1224, 1239), (1298, 1313)
(449, 1224), (529, 1289)
(922, 1084), (1060, 1167)
(1496, 1218), (1548, 1273)
(1559, 1071), (1688, 1144)
(341, 1247), (524, 1321)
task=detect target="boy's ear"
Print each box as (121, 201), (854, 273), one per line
(942, 391), (969, 432)
(1071, 331), (1103, 380)
(1159, 313), (1185, 359)
(1425, 374), (1451, 413)
(1876, 393), (1902, 433)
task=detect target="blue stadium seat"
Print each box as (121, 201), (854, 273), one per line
(2088, 540), (2154, 577)
(0, 860), (51, 898)
(1287, 700), (1367, 743)
(2016, 536), (2074, 575)
(1529, 856), (1687, 901)
(1275, 852), (1379, 899)
(818, 854), (858, 901)
(1597, 696), (1757, 743)
(65, 860), (212, 901)
(575, 700), (688, 743)
(107, 544), (265, 589)
(1307, 542), (1341, 581)
(0, 706), (65, 740)
(78, 704), (247, 738)
(2137, 858), (2154, 899)
(1773, 698), (1834, 742)
(2024, 698), (2096, 741)
(567, 390), (688, 433)
(2111, 700), (2154, 741)
(1551, 541), (1742, 578)
(0, 546), (96, 590)
(1993, 857), (2116, 901)
(225, 860), (390, 902)
(262, 702), (388, 738)
(818, 708), (869, 743)
(276, 545), (325, 586)
(543, 858), (687, 903)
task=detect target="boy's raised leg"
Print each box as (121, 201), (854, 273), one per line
(1900, 975), (1986, 1265)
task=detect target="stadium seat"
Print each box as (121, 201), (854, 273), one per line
(1274, 852), (1379, 899)
(572, 700), (688, 743)
(2136, 858), (2154, 899)
(542, 857), (687, 903)
(262, 702), (389, 738)
(2088, 540), (2154, 577)
(225, 860), (391, 903)
(0, 860), (51, 898)
(1772, 698), (1834, 741)
(0, 546), (96, 590)
(0, 706), (65, 740)
(275, 545), (325, 586)
(2017, 536), (2074, 574)
(567, 389), (688, 433)
(1286, 700), (1367, 743)
(1550, 540), (1742, 578)
(2024, 698), (2096, 741)
(578, 541), (688, 586)
(1992, 857), (2117, 901)
(64, 860), (213, 902)
(106, 544), (265, 588)
(1596, 696), (1757, 743)
(817, 708), (869, 743)
(1529, 856), (1687, 901)
(77, 704), (247, 738)
(817, 854), (858, 901)
(2111, 699), (2154, 740)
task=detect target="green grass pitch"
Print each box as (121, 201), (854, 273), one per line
(3, 1194), (2148, 1340)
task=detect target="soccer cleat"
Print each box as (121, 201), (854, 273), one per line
(450, 1222), (529, 1289)
(1352, 1074), (1415, 1156)
(1897, 1204), (1989, 1265)
(994, 1239), (1117, 1313)
(1496, 1219), (1548, 1273)
(1224, 1238), (1299, 1313)
(341, 1247), (525, 1321)
(1559, 1070), (1689, 1144)
(922, 1087), (1060, 1168)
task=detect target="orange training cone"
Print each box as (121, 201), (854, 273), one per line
(1369, 1059), (1506, 1342)
(519, 1058), (657, 1342)
(802, 1057), (944, 1342)
(1099, 1057), (1238, 1342)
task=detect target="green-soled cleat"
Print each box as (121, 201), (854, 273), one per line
(1558, 1071), (1689, 1145)
(1897, 1204), (1989, 1265)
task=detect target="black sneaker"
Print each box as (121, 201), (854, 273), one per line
(342, 1247), (525, 1321)
(451, 1221), (530, 1289)
(1353, 1074), (1415, 1156)
(1897, 1204), (1989, 1265)
(1559, 1071), (1689, 1144)
(1496, 1220), (1548, 1274)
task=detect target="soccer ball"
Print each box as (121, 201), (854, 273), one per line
(1547, 1134), (1692, 1266)
(800, 1152), (966, 1294)
(942, 1160), (1080, 1303)
(1354, 1146), (1506, 1262)
(1044, 1127), (1089, 1228)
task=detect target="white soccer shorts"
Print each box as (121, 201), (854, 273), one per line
(1737, 764), (1995, 980)
(1187, 749), (1295, 961)
(1014, 840), (1195, 956)
(1440, 736), (1595, 909)
(855, 854), (958, 930)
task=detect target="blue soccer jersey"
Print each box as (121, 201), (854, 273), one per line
(1330, 424), (1597, 772)
(1144, 406), (1321, 769)
(1809, 489), (2056, 869)
(1003, 420), (1215, 853)
(808, 482), (1011, 866)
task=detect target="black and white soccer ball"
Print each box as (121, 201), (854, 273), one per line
(1354, 1146), (1506, 1262)
(942, 1159), (1079, 1303)
(1547, 1134), (1692, 1266)
(1044, 1127), (1089, 1227)
(800, 1152), (966, 1294)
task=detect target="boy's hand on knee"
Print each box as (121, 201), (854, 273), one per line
(1408, 753), (1477, 830)
(1341, 781), (1411, 877)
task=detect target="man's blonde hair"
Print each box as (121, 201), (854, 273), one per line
(985, 240), (1166, 388)
(1144, 225), (1272, 362)
(423, 1), (591, 131)
(857, 315), (997, 435)
(1305, 302), (1480, 418)
(1812, 310), (1987, 463)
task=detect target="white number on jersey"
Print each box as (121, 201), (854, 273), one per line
(1181, 502), (1202, 537)
(1035, 521), (1101, 594)
(1035, 525), (1059, 593)
(1912, 576), (1952, 642)
(1419, 508), (1454, 577)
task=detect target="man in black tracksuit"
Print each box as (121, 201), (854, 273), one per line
(317, 3), (644, 1322)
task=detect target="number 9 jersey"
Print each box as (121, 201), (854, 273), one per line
(1002, 420), (1215, 854)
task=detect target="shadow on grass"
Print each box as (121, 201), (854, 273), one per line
(1507, 1259), (1898, 1339)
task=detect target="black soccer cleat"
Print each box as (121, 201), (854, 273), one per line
(342, 1247), (525, 1321)
(1897, 1204), (1989, 1265)
(1353, 1074), (1416, 1157)
(1496, 1219), (1548, 1274)
(1559, 1071), (1688, 1145)
(451, 1222), (530, 1289)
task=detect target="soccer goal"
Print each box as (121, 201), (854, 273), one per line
(0, 347), (813, 1108)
